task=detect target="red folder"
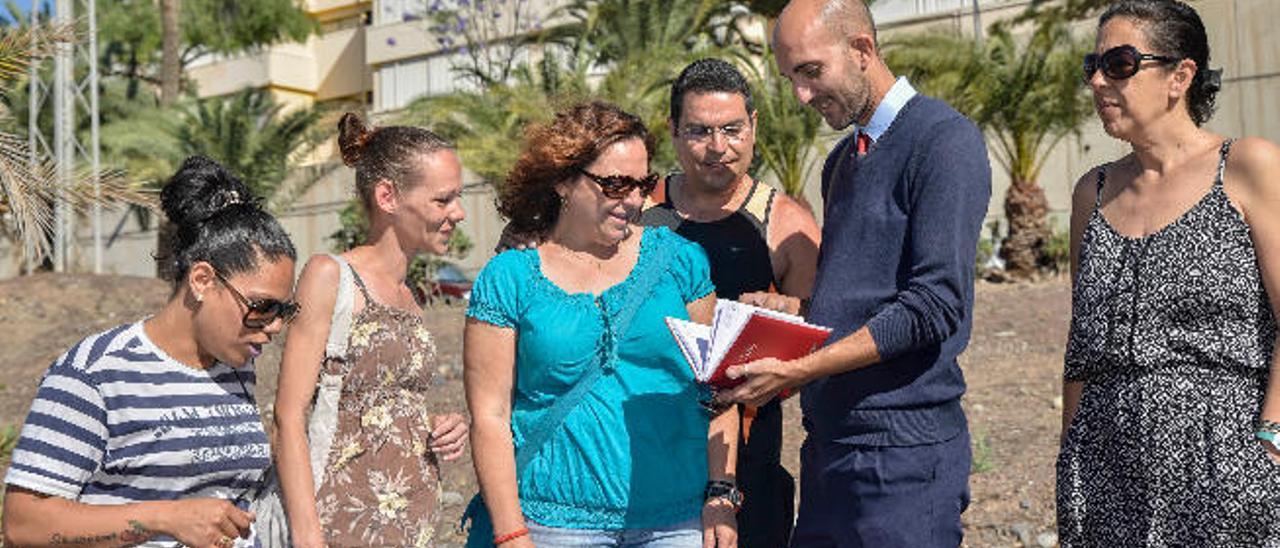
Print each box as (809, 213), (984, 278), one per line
(704, 314), (831, 388)
(666, 299), (832, 389)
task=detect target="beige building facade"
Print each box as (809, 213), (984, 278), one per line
(5, 0), (1277, 279)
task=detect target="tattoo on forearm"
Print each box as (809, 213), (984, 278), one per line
(48, 520), (153, 546)
(120, 520), (153, 543)
(50, 532), (116, 545)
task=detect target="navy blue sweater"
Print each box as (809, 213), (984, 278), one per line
(803, 95), (991, 446)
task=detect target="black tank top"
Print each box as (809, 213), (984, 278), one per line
(639, 176), (778, 300)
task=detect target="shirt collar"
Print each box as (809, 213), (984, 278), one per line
(856, 77), (917, 143)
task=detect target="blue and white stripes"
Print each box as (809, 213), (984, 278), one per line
(5, 322), (268, 546)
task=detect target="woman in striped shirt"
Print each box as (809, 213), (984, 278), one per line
(2, 156), (299, 548)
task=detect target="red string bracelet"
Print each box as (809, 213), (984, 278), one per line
(493, 527), (530, 545)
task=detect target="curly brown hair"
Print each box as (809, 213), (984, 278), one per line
(499, 101), (655, 235)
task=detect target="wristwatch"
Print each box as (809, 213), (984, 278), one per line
(704, 480), (744, 512)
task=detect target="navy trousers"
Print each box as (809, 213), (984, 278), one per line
(790, 430), (971, 548)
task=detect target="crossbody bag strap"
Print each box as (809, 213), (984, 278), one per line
(513, 238), (677, 472)
(324, 254), (356, 361)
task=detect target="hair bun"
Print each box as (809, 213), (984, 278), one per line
(160, 155), (254, 228)
(338, 112), (376, 167)
(1202, 68), (1223, 93)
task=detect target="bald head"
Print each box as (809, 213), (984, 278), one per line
(821, 0), (877, 48)
(772, 0), (895, 130)
(776, 0), (877, 50)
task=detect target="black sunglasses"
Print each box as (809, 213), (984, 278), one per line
(215, 271), (300, 329)
(579, 169), (660, 199)
(1084, 45), (1181, 83)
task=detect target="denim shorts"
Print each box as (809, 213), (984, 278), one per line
(526, 518), (702, 548)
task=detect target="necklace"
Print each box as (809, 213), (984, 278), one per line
(558, 244), (607, 271)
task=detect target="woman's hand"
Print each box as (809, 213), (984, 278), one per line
(430, 413), (469, 461)
(701, 498), (738, 548)
(159, 499), (254, 548)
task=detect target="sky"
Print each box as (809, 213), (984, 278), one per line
(8, 0), (31, 20)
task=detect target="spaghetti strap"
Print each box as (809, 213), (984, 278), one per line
(1214, 139), (1235, 187)
(1094, 168), (1107, 210)
(347, 264), (374, 303)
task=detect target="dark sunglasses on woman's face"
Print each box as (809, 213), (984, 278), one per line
(579, 169), (660, 200)
(214, 271), (301, 329)
(1083, 45), (1182, 83)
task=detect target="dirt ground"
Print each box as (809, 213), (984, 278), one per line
(0, 273), (1069, 547)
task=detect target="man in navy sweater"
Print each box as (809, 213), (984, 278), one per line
(724, 0), (991, 546)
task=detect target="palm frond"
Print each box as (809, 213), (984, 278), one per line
(885, 18), (1091, 184)
(0, 22), (74, 81)
(739, 46), (821, 197)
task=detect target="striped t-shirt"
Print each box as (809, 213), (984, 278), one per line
(5, 321), (269, 547)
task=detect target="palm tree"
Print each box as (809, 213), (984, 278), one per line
(536, 0), (732, 66)
(0, 23), (154, 270)
(103, 89), (333, 211)
(885, 19), (1092, 277)
(542, 0), (745, 172)
(401, 53), (587, 187)
(173, 89), (333, 211)
(101, 89), (333, 276)
(742, 46), (821, 203)
(409, 0), (742, 189)
(1019, 0), (1112, 24)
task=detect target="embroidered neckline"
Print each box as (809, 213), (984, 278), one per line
(524, 227), (656, 304)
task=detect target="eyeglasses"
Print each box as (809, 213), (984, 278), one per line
(578, 169), (660, 199)
(1083, 45), (1181, 83)
(677, 122), (751, 144)
(214, 271), (301, 329)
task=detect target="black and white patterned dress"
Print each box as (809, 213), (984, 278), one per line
(1058, 141), (1280, 547)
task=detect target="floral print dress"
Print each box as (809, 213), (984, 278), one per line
(313, 269), (443, 547)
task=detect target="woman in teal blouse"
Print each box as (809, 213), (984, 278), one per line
(464, 101), (739, 548)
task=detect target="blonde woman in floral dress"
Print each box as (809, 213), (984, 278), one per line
(273, 113), (470, 547)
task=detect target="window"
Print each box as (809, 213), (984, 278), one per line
(375, 52), (471, 111)
(376, 0), (426, 25)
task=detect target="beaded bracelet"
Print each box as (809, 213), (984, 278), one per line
(494, 527), (530, 545)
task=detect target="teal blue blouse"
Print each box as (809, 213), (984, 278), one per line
(466, 227), (715, 530)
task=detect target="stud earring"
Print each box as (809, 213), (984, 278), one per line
(195, 293), (203, 303)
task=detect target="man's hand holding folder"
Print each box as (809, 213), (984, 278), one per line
(666, 299), (831, 390)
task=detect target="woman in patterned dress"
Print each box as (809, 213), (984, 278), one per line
(274, 113), (470, 547)
(1058, 1), (1280, 545)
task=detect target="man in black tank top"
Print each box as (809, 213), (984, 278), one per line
(641, 59), (821, 548)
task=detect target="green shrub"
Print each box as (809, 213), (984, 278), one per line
(971, 427), (997, 474)
(1043, 218), (1071, 274)
(0, 424), (19, 467)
